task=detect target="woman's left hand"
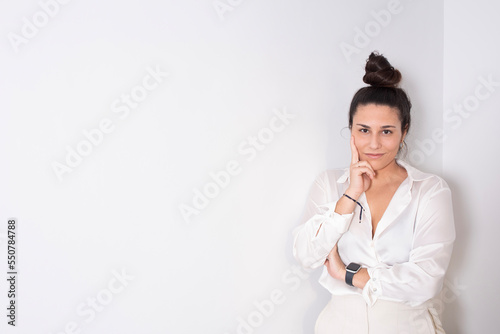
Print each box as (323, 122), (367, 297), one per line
(324, 244), (346, 281)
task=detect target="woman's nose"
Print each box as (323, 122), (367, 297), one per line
(369, 134), (382, 149)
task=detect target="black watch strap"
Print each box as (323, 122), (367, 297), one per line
(345, 263), (361, 287)
(345, 270), (355, 286)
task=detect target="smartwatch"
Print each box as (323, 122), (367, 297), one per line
(345, 262), (361, 287)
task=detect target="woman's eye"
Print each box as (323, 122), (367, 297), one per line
(382, 130), (392, 135)
(360, 128), (369, 133)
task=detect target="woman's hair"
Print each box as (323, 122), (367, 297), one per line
(348, 52), (412, 135)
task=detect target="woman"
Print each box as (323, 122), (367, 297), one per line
(293, 52), (455, 333)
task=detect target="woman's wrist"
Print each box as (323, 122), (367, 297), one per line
(339, 267), (347, 281)
(344, 188), (362, 200)
(336, 267), (369, 289)
(352, 268), (370, 289)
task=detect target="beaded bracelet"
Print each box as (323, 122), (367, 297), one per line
(343, 193), (364, 223)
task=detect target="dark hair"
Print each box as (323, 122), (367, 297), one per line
(348, 52), (412, 135)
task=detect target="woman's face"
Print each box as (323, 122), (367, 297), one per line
(351, 103), (406, 171)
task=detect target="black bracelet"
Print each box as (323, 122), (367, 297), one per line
(343, 193), (364, 223)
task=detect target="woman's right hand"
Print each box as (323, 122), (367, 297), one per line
(345, 136), (375, 199)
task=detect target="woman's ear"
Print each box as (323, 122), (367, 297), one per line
(402, 126), (408, 141)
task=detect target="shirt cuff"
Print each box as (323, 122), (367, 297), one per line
(312, 203), (354, 247)
(362, 267), (382, 307)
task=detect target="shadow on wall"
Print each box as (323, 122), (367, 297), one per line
(440, 177), (469, 334)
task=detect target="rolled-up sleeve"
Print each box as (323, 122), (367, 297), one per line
(362, 183), (455, 306)
(293, 171), (354, 269)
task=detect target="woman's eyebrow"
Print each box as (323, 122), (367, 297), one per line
(355, 123), (397, 129)
(356, 123), (370, 128)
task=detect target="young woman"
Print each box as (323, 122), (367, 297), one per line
(293, 52), (455, 333)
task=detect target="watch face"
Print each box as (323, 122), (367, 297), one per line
(346, 263), (361, 271)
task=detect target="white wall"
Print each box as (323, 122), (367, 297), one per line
(0, 0), (496, 333)
(442, 1), (500, 333)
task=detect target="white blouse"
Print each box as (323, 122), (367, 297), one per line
(292, 160), (455, 307)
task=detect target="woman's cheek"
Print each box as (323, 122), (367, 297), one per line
(353, 134), (367, 148)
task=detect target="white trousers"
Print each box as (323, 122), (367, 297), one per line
(315, 294), (445, 334)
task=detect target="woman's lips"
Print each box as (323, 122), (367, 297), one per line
(365, 153), (384, 159)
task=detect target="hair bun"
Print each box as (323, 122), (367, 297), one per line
(362, 51), (401, 88)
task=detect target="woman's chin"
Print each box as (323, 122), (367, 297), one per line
(367, 159), (395, 172)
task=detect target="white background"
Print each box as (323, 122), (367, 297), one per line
(0, 0), (499, 333)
